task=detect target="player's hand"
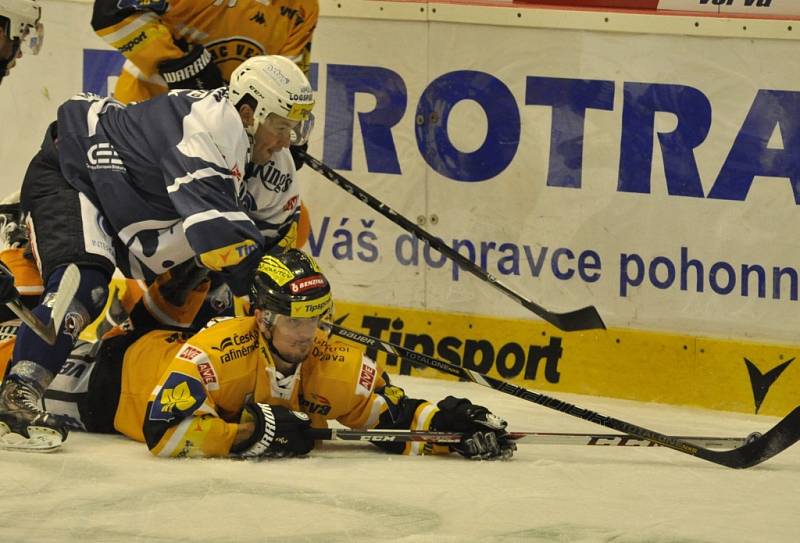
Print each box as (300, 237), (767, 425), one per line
(0, 261), (19, 305)
(232, 403), (315, 459)
(158, 44), (224, 91)
(431, 396), (516, 460)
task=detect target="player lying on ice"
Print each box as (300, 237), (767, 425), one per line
(0, 249), (517, 460)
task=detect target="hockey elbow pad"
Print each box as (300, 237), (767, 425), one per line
(158, 44), (224, 91)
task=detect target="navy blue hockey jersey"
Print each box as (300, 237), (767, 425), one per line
(53, 89), (300, 294)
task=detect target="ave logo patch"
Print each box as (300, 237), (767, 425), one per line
(177, 344), (204, 362)
(197, 361), (219, 390)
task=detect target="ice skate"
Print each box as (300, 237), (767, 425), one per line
(0, 374), (68, 452)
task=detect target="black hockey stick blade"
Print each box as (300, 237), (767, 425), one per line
(323, 322), (800, 469)
(533, 304), (605, 332)
(307, 428), (748, 449)
(691, 406), (800, 469)
(300, 151), (605, 332)
(6, 300), (55, 345)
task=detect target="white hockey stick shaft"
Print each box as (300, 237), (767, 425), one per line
(309, 428), (750, 449)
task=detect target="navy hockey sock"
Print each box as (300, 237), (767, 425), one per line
(10, 265), (110, 380)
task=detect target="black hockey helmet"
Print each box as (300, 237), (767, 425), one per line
(250, 249), (332, 319)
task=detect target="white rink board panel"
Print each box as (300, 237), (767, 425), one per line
(306, 7), (800, 344)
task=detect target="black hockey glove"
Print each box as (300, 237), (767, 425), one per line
(231, 403), (315, 459)
(158, 44), (224, 91)
(159, 260), (210, 307)
(289, 142), (309, 171)
(0, 261), (19, 305)
(430, 396), (516, 460)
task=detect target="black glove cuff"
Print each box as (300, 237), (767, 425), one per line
(231, 403), (274, 456)
(430, 396), (475, 432)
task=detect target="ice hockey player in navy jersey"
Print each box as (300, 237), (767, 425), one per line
(0, 54), (315, 451)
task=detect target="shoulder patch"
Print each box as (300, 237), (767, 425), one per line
(196, 361), (219, 391)
(355, 354), (377, 397)
(149, 372), (207, 422)
(177, 343), (205, 362)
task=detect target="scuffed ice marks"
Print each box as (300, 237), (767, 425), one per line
(0, 452), (440, 543)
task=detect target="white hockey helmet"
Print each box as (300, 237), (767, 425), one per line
(0, 0), (42, 53)
(228, 55), (315, 145)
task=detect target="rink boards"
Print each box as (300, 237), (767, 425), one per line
(334, 300), (799, 417)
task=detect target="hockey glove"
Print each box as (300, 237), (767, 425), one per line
(430, 396), (516, 460)
(158, 44), (224, 91)
(231, 403), (315, 459)
(159, 260), (210, 307)
(0, 261), (19, 305)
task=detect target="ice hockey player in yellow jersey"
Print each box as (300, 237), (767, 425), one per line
(7, 249), (517, 460)
(91, 0), (318, 104)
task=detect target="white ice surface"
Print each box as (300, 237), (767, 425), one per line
(1, 375), (798, 543)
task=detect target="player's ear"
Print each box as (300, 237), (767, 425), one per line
(237, 103), (255, 129)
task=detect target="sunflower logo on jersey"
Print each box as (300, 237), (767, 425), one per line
(149, 372), (207, 422)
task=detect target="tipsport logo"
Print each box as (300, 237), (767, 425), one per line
(744, 356), (795, 413)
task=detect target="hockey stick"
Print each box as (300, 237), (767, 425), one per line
(308, 428), (751, 449)
(4, 264), (80, 345)
(322, 322), (800, 469)
(300, 151), (605, 332)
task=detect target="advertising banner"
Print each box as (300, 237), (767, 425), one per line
(303, 15), (800, 345)
(335, 300), (799, 416)
(658, 0), (800, 15)
(517, 0), (800, 16)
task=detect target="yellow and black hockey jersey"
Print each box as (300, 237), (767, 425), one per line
(112, 316), (445, 457)
(92, 0), (319, 104)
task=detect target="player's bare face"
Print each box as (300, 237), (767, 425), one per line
(269, 315), (319, 365)
(250, 114), (296, 165)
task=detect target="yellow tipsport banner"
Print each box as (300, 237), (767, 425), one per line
(332, 301), (800, 417)
(84, 280), (799, 417)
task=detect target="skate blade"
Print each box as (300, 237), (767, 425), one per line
(0, 423), (64, 452)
